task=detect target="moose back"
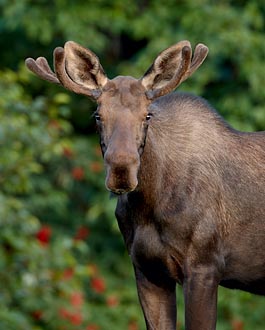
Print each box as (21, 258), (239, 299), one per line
(26, 41), (265, 330)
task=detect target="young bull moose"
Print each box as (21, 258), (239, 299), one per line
(26, 40), (265, 330)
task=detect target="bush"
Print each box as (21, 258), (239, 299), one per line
(0, 66), (144, 330)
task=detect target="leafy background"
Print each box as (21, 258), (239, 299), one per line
(0, 1), (264, 329)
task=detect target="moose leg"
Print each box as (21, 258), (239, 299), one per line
(183, 265), (219, 330)
(134, 266), (177, 330)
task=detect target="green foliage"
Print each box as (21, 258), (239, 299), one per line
(0, 67), (143, 330)
(0, 1), (264, 329)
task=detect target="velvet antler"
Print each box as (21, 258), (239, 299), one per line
(25, 42), (108, 99)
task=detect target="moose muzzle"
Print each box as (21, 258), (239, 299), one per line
(104, 149), (140, 194)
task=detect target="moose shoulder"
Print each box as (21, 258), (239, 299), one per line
(26, 41), (265, 330)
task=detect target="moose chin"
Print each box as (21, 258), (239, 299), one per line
(26, 40), (265, 330)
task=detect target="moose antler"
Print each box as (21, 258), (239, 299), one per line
(26, 40), (208, 101)
(141, 41), (208, 100)
(25, 56), (60, 84)
(25, 43), (108, 99)
(180, 43), (209, 83)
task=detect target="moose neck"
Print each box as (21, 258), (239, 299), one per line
(134, 93), (233, 208)
(136, 95), (194, 205)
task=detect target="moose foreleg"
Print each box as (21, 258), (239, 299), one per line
(134, 267), (177, 330)
(183, 265), (219, 330)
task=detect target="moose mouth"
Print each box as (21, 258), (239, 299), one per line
(105, 165), (139, 195)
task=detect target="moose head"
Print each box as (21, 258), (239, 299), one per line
(25, 41), (208, 195)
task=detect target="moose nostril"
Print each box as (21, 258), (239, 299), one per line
(104, 151), (140, 194)
(104, 152), (140, 168)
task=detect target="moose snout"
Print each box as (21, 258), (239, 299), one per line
(104, 151), (140, 194)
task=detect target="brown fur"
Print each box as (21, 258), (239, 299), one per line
(115, 91), (265, 329)
(26, 40), (265, 330)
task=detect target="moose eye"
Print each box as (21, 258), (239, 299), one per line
(94, 114), (101, 122)
(146, 113), (152, 121)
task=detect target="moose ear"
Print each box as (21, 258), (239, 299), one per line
(140, 41), (208, 100)
(64, 41), (108, 91)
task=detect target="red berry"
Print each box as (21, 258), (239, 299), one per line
(36, 226), (52, 245)
(71, 167), (85, 180)
(91, 277), (106, 293)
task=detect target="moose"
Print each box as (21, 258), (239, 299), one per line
(26, 40), (265, 330)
